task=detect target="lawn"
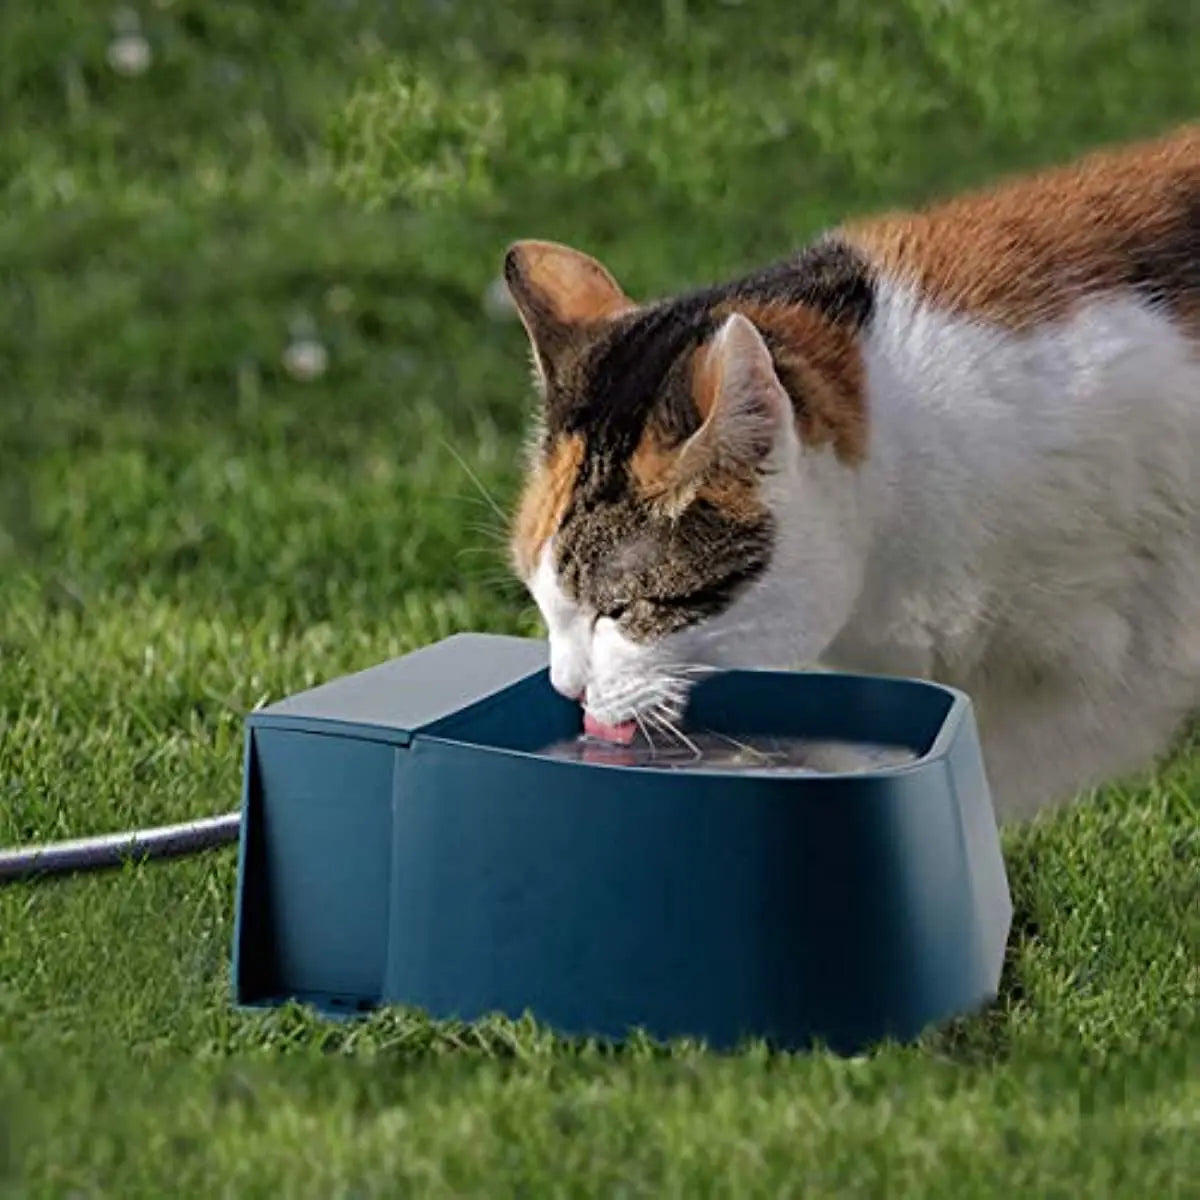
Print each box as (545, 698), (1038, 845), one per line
(1, 0), (1198, 1194)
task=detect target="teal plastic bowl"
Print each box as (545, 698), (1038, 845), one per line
(232, 634), (1011, 1053)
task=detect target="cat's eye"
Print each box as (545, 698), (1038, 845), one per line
(599, 602), (630, 622)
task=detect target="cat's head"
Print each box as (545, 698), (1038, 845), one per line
(503, 239), (870, 731)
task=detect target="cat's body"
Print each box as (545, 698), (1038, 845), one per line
(503, 125), (1200, 821)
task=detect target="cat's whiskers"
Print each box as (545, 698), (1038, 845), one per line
(464, 521), (510, 545)
(465, 575), (526, 594)
(607, 667), (686, 708)
(657, 671), (694, 710)
(439, 437), (510, 526)
(643, 710), (676, 753)
(660, 661), (719, 678)
(584, 671), (690, 727)
(648, 678), (689, 719)
(632, 710), (659, 755)
(586, 676), (653, 713)
(647, 707), (702, 760)
(443, 493), (508, 517)
(451, 541), (520, 578)
(706, 728), (777, 764)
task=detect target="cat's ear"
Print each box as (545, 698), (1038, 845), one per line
(503, 240), (635, 376)
(675, 312), (791, 485)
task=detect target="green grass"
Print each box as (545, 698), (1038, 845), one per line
(1, 0), (1198, 1194)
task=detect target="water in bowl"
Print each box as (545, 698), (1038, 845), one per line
(538, 730), (919, 774)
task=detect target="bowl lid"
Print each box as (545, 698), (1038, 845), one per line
(247, 634), (548, 746)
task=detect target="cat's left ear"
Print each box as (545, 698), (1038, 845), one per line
(503, 240), (635, 378)
(675, 313), (792, 483)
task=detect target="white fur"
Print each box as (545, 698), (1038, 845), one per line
(528, 286), (1200, 820)
(531, 545), (687, 719)
(530, 546), (589, 700)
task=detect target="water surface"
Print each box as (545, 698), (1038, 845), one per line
(538, 731), (919, 774)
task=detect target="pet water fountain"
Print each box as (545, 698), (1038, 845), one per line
(231, 633), (1011, 1054)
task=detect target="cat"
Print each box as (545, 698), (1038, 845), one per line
(503, 124), (1200, 821)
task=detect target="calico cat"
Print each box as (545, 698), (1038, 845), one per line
(503, 124), (1200, 821)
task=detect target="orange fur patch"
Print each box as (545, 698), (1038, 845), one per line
(841, 124), (1200, 331)
(510, 434), (584, 576)
(694, 475), (768, 524)
(630, 428), (679, 501)
(631, 419), (765, 523)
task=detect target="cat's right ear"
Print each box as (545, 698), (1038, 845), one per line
(503, 240), (635, 384)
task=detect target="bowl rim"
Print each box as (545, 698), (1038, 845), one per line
(414, 667), (974, 782)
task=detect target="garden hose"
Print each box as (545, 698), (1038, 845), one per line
(0, 810), (241, 884)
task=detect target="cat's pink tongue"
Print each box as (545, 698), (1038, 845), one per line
(583, 710), (638, 745)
